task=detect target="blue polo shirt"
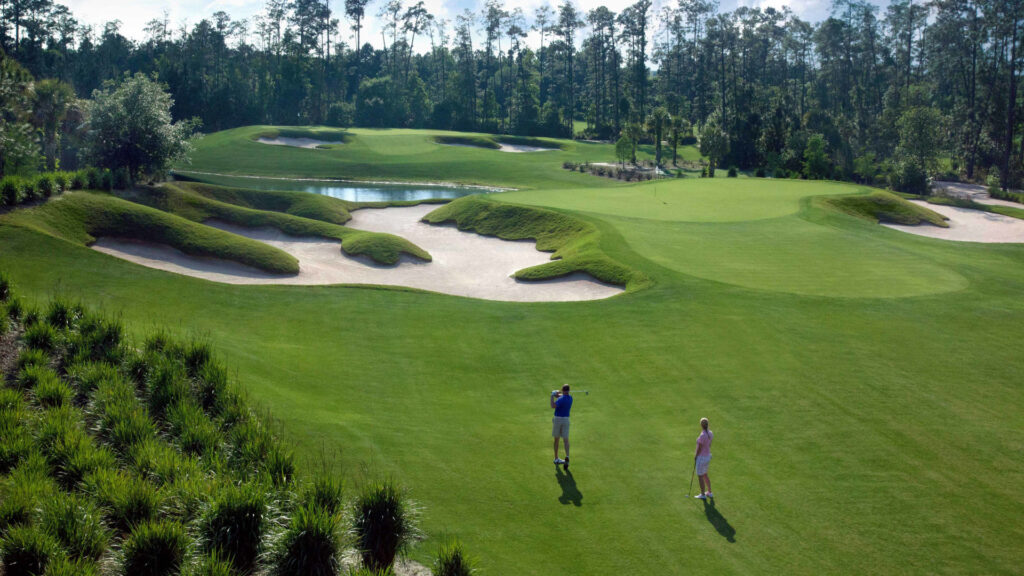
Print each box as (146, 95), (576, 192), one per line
(554, 394), (573, 417)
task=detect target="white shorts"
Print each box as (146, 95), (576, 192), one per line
(696, 453), (712, 476)
(552, 417), (570, 439)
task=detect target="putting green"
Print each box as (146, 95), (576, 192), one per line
(2, 128), (1022, 575)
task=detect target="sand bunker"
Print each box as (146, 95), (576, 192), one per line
(256, 137), (333, 149)
(882, 200), (1024, 243)
(91, 204), (622, 302)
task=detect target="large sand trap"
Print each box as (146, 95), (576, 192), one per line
(91, 204), (622, 302)
(256, 136), (334, 149)
(882, 200), (1024, 243)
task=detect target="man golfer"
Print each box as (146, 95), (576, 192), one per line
(550, 384), (572, 470)
(694, 417), (713, 499)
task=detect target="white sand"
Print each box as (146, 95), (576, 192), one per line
(933, 180), (1023, 208)
(882, 200), (1024, 243)
(91, 204), (622, 302)
(256, 137), (334, 149)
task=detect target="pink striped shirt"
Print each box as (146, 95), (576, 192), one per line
(696, 430), (713, 457)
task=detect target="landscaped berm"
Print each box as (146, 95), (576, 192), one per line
(2, 127), (1023, 576)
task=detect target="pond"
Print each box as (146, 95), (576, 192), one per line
(174, 173), (492, 203)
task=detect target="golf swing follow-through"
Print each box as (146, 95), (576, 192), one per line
(550, 384), (572, 471)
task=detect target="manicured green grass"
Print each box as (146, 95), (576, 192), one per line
(181, 126), (694, 190)
(0, 192), (299, 274)
(3, 128), (1024, 575)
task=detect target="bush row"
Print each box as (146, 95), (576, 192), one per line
(562, 161), (660, 181)
(0, 168), (131, 209)
(0, 274), (475, 576)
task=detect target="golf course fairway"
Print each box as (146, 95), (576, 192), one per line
(1, 128), (1021, 575)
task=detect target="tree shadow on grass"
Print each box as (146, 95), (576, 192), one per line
(703, 499), (736, 542)
(555, 468), (582, 507)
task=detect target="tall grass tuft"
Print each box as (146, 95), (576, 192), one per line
(0, 272), (11, 302)
(271, 504), (341, 576)
(0, 307), (8, 336)
(40, 492), (110, 561)
(303, 475), (344, 516)
(65, 361), (119, 401)
(15, 348), (48, 372)
(196, 361), (229, 415)
(33, 377), (73, 408)
(351, 480), (421, 572)
(0, 454), (55, 534)
(45, 300), (83, 331)
(200, 482), (268, 574)
(121, 520), (189, 576)
(432, 538), (476, 576)
(68, 313), (125, 364)
(183, 340), (213, 377)
(266, 445), (295, 487)
(129, 438), (197, 486)
(189, 550), (235, 576)
(0, 525), (61, 576)
(23, 321), (60, 352)
(85, 468), (163, 533)
(6, 296), (23, 320)
(42, 556), (100, 576)
(146, 356), (191, 419)
(167, 400), (223, 457)
(14, 364), (60, 392)
(38, 409), (116, 490)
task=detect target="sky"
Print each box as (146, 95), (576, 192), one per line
(62, 0), (883, 49)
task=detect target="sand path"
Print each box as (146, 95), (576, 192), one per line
(91, 204), (622, 302)
(882, 200), (1024, 243)
(256, 137), (333, 149)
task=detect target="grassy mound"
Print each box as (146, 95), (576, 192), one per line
(422, 196), (646, 289)
(137, 183), (431, 265)
(0, 192), (300, 274)
(254, 127), (352, 148)
(432, 135), (501, 150)
(171, 180), (355, 224)
(494, 136), (566, 150)
(824, 190), (948, 227)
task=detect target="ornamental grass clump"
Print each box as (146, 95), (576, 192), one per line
(0, 273), (10, 302)
(15, 348), (49, 372)
(432, 538), (475, 576)
(190, 551), (234, 576)
(121, 520), (189, 576)
(41, 557), (100, 576)
(304, 475), (344, 516)
(85, 468), (163, 534)
(14, 364), (59, 392)
(23, 322), (59, 353)
(200, 482), (268, 574)
(0, 525), (61, 576)
(167, 399), (222, 457)
(146, 356), (191, 419)
(271, 504), (342, 576)
(33, 377), (73, 408)
(351, 480), (421, 572)
(39, 492), (110, 562)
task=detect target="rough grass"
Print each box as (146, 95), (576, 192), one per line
(131, 183), (431, 264)
(0, 192), (299, 274)
(422, 196), (647, 289)
(823, 190), (949, 227)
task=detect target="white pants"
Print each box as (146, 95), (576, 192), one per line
(696, 453), (711, 475)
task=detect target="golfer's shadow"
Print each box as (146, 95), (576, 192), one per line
(702, 499), (736, 542)
(555, 467), (582, 506)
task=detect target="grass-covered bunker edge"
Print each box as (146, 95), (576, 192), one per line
(423, 195), (648, 290)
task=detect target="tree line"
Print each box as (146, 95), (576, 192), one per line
(1, 0), (1022, 189)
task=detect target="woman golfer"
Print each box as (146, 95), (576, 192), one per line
(694, 417), (713, 499)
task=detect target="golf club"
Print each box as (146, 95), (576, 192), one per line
(687, 456), (696, 497)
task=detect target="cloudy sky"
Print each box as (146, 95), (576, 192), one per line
(62, 0), (881, 48)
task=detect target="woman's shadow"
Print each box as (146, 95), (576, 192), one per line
(702, 499), (736, 542)
(555, 468), (582, 506)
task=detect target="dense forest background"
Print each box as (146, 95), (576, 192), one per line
(0, 0), (1021, 188)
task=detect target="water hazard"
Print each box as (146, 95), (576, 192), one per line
(174, 173), (491, 203)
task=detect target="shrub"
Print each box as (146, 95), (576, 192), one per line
(755, 167), (766, 177)
(271, 504), (341, 576)
(112, 167), (132, 190)
(70, 170), (87, 190)
(727, 166), (738, 178)
(0, 525), (61, 576)
(23, 322), (60, 352)
(100, 169), (114, 191)
(85, 167), (103, 190)
(432, 538), (475, 576)
(40, 492), (109, 561)
(36, 174), (57, 198)
(889, 161), (929, 195)
(1, 176), (27, 206)
(200, 483), (267, 574)
(34, 376), (73, 408)
(52, 172), (71, 193)
(121, 520), (189, 576)
(85, 469), (162, 533)
(351, 480), (420, 572)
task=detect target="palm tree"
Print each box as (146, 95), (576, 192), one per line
(646, 106), (671, 167)
(671, 117), (691, 166)
(32, 79), (75, 171)
(624, 122), (643, 164)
